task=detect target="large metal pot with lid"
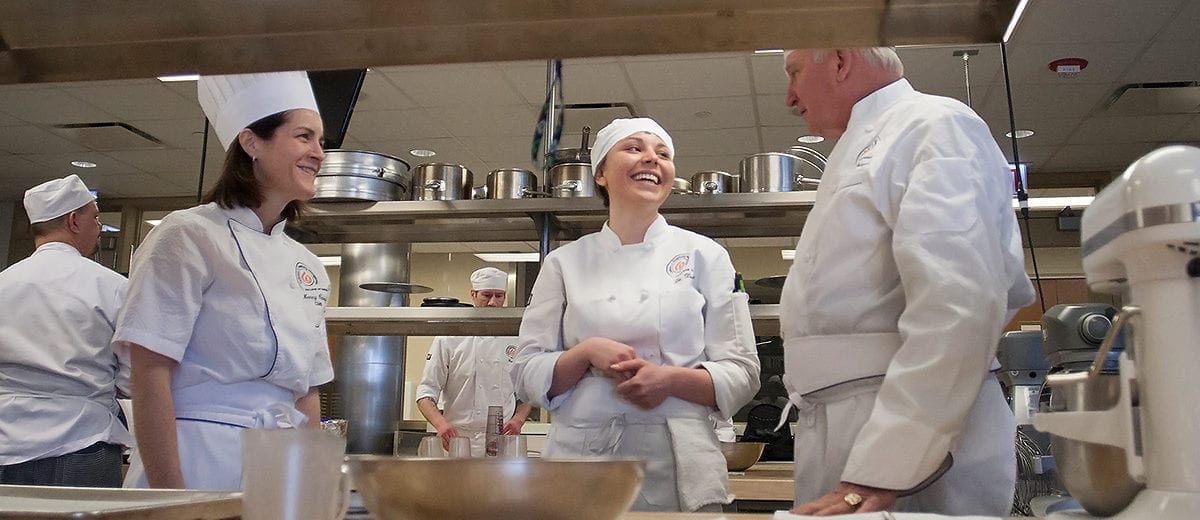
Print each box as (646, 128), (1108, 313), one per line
(486, 168), (540, 199)
(411, 163), (473, 201)
(545, 126), (592, 168)
(311, 150), (411, 202)
(739, 151), (824, 193)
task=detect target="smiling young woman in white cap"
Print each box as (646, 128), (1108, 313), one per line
(511, 118), (761, 512)
(112, 71), (332, 490)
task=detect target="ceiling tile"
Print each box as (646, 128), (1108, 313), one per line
(383, 65), (525, 107)
(103, 149), (201, 175)
(345, 109), (450, 141)
(1176, 115), (1200, 141)
(985, 117), (1082, 148)
(755, 95), (804, 127)
(0, 89), (115, 124)
(86, 172), (193, 198)
(1067, 114), (1193, 145)
(63, 83), (202, 120)
(498, 62), (551, 106)
(1003, 144), (1059, 169)
(1120, 38), (1200, 84)
(1011, 0), (1184, 44)
(899, 44), (1004, 90)
(355, 72), (416, 111)
(978, 83), (1113, 121)
(561, 62), (636, 104)
(129, 119), (209, 151)
(1044, 142), (1159, 172)
(0, 125), (89, 154)
(423, 105), (537, 137)
(759, 126), (836, 155)
(749, 54), (788, 95)
(641, 97), (756, 131)
(1002, 42), (1143, 86)
(0, 111), (22, 126)
(1155, 0), (1200, 41)
(358, 137), (482, 173)
(22, 151), (140, 176)
(455, 135), (538, 170)
(623, 56), (751, 100)
(0, 154), (41, 179)
(670, 127), (760, 157)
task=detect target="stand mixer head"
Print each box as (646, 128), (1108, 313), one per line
(1033, 145), (1200, 519)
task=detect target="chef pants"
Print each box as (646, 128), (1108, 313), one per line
(0, 442), (123, 487)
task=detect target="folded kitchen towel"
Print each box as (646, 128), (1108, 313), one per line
(773, 512), (1001, 520)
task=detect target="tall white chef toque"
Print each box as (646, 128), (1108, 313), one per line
(197, 71), (320, 151)
(470, 267), (508, 291)
(23, 174), (96, 224)
(589, 117), (675, 172)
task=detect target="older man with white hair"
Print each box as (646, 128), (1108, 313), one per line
(777, 47), (1034, 516)
(0, 175), (132, 487)
(415, 267), (532, 456)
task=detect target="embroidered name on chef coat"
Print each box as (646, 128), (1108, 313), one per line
(295, 262), (329, 307)
(856, 137), (879, 167)
(666, 253), (694, 284)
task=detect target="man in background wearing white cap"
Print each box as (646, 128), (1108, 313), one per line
(415, 267), (532, 456)
(0, 175), (133, 487)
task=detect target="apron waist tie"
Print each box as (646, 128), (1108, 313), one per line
(175, 402), (308, 429)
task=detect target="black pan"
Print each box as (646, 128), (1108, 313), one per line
(359, 282), (434, 294)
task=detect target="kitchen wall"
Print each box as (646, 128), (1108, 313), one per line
(0, 202), (13, 270)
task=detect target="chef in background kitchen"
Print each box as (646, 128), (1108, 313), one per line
(777, 47), (1035, 516)
(415, 267), (533, 456)
(512, 118), (760, 512)
(114, 71), (333, 490)
(0, 175), (132, 487)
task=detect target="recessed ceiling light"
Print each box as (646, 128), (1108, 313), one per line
(70, 160), (98, 168)
(754, 49), (785, 55)
(1006, 129), (1035, 139)
(781, 249), (796, 260)
(410, 149), (437, 157)
(474, 252), (540, 263)
(156, 74), (200, 82)
(797, 135), (824, 144)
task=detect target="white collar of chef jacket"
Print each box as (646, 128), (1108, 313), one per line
(596, 213), (670, 251)
(222, 204), (288, 236)
(846, 78), (914, 133)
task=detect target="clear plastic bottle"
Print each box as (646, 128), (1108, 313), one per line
(485, 405), (503, 457)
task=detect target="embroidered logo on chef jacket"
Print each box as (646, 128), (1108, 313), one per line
(295, 262), (329, 307)
(505, 344), (517, 362)
(855, 137), (879, 167)
(666, 253), (694, 284)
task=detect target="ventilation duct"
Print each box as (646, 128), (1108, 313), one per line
(1103, 82), (1200, 116)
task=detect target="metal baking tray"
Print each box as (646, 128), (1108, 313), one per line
(0, 485), (241, 519)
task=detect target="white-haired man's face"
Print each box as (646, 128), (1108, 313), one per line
(784, 50), (850, 139)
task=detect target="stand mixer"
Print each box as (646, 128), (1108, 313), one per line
(1033, 145), (1200, 518)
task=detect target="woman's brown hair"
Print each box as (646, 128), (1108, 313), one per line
(202, 110), (307, 222)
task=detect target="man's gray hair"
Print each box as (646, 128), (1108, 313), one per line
(809, 47), (904, 76)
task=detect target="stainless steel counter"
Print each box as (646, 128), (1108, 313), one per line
(325, 304), (782, 336)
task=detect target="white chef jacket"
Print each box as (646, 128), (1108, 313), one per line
(415, 335), (518, 456)
(779, 79), (1035, 515)
(114, 203), (334, 490)
(513, 215), (760, 511)
(0, 242), (133, 465)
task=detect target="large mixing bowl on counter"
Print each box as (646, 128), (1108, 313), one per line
(412, 163), (473, 201)
(739, 150), (824, 193)
(347, 455), (644, 520)
(310, 150), (411, 202)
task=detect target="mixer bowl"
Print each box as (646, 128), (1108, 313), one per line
(720, 442), (766, 472)
(346, 456), (644, 520)
(1043, 371), (1143, 516)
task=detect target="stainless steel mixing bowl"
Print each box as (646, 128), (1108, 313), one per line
(346, 456), (644, 520)
(719, 442), (765, 472)
(1043, 371), (1143, 516)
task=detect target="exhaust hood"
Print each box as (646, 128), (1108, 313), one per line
(0, 0), (1021, 85)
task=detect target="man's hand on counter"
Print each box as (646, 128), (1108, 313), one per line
(791, 481), (898, 516)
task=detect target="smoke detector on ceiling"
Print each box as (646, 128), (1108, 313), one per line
(1048, 57), (1088, 79)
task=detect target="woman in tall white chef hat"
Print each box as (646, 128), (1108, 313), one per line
(113, 71), (331, 490)
(512, 118), (761, 512)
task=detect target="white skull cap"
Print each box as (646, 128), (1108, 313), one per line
(197, 71), (320, 150)
(23, 174), (96, 224)
(470, 267), (508, 291)
(590, 117), (675, 173)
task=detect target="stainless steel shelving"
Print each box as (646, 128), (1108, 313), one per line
(290, 191), (818, 243)
(325, 304), (782, 337)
